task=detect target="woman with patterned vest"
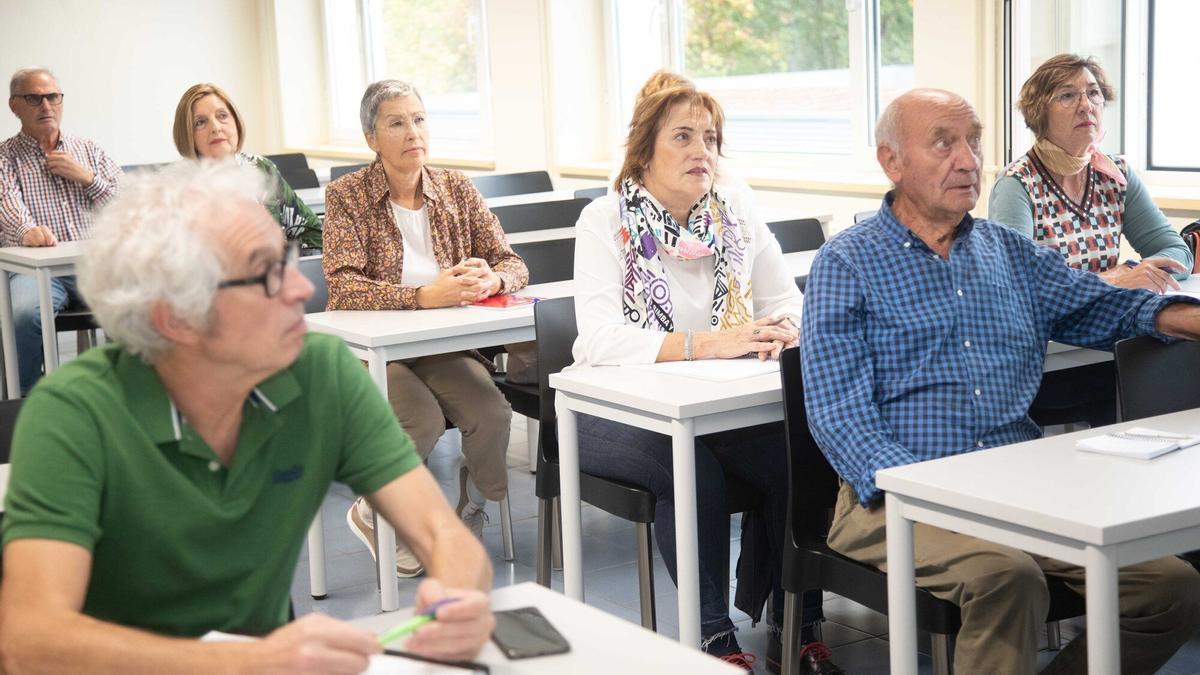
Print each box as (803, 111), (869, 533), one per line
(989, 54), (1192, 428)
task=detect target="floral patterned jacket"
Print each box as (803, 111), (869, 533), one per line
(322, 161), (528, 310)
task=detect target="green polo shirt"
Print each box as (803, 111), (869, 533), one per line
(2, 333), (420, 637)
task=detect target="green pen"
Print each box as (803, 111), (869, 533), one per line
(377, 597), (459, 645)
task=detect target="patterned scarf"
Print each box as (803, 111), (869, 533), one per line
(617, 179), (753, 333)
(1034, 136), (1127, 187)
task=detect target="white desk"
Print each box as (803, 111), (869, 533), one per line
(297, 188), (580, 215)
(349, 582), (739, 674)
(877, 408), (1200, 675)
(303, 280), (572, 611)
(0, 241), (88, 396)
(550, 364), (787, 648)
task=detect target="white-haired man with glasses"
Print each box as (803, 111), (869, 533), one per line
(0, 161), (494, 674)
(1, 67), (123, 394)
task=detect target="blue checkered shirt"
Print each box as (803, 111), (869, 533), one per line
(801, 194), (1194, 506)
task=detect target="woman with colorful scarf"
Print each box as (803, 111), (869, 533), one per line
(570, 85), (840, 674)
(989, 54), (1192, 429)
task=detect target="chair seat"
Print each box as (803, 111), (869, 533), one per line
(492, 374), (539, 420)
(54, 307), (99, 332)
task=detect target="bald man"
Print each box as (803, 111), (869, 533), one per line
(801, 89), (1200, 674)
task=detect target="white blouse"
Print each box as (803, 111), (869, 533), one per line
(571, 188), (804, 367)
(390, 201), (440, 287)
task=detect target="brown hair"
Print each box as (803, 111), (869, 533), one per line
(172, 83), (245, 158)
(614, 85), (725, 191)
(635, 69), (693, 105)
(1017, 54), (1116, 138)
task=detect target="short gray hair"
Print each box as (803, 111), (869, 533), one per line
(359, 79), (423, 135)
(9, 67), (55, 97)
(78, 161), (267, 361)
(875, 99), (904, 154)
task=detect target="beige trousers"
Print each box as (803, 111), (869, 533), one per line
(828, 483), (1200, 675)
(385, 352), (512, 500)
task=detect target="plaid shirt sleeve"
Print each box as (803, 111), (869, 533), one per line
(82, 141), (122, 209)
(801, 245), (919, 506)
(0, 155), (37, 245)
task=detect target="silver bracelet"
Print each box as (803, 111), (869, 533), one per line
(683, 330), (695, 361)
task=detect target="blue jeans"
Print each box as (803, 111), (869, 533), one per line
(577, 415), (823, 639)
(10, 273), (79, 394)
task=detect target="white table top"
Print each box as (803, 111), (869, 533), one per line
(297, 188), (580, 212)
(876, 407), (1200, 546)
(0, 240), (88, 267)
(349, 582), (739, 674)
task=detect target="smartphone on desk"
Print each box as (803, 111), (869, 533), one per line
(491, 606), (570, 659)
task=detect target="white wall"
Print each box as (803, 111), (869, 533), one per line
(0, 0), (269, 166)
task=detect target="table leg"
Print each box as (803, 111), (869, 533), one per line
(671, 418), (700, 648)
(0, 272), (17, 398)
(885, 492), (918, 675)
(366, 349), (399, 612)
(307, 514), (327, 599)
(1085, 545), (1121, 675)
(36, 269), (57, 374)
(556, 402), (584, 601)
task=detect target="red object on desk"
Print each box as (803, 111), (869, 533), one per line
(472, 294), (539, 310)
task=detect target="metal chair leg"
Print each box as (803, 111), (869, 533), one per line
(551, 496), (563, 570)
(536, 497), (553, 587)
(636, 521), (657, 630)
(526, 416), (538, 473)
(307, 513), (327, 599)
(1046, 620), (1062, 650)
(931, 633), (953, 675)
(500, 493), (515, 561)
(781, 591), (803, 675)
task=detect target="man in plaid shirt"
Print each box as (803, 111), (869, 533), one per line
(1, 67), (122, 393)
(801, 88), (1200, 674)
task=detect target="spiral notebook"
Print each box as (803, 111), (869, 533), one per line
(1075, 427), (1200, 460)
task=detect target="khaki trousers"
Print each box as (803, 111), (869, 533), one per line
(828, 483), (1200, 675)
(385, 352), (511, 500)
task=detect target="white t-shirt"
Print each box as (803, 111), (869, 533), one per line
(571, 189), (804, 366)
(390, 201), (440, 287)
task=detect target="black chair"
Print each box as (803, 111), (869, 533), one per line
(509, 239), (574, 286)
(853, 210), (877, 224)
(279, 168), (320, 190)
(525, 298), (756, 630)
(766, 218), (825, 253)
(330, 164), (368, 181)
(54, 298), (100, 356)
(1114, 336), (1200, 422)
(574, 187), (607, 200)
(264, 153), (309, 172)
(491, 198), (590, 235)
(0, 398), (23, 570)
(120, 163), (166, 175)
(777, 347), (1086, 674)
(471, 171), (553, 199)
(298, 255), (328, 314)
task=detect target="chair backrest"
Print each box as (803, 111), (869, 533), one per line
(330, 164), (368, 181)
(779, 346), (841, 546)
(120, 163), (166, 175)
(766, 218), (825, 253)
(574, 186), (607, 200)
(0, 398), (23, 465)
(298, 255), (329, 313)
(279, 168), (320, 190)
(853, 210), (878, 224)
(264, 153), (309, 172)
(491, 198), (591, 234)
(471, 171), (554, 199)
(534, 298), (579, 487)
(1114, 335), (1200, 421)
(510, 239), (575, 285)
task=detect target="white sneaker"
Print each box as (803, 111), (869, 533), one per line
(455, 465), (489, 539)
(345, 497), (424, 578)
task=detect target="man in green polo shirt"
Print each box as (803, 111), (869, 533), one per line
(0, 161), (494, 673)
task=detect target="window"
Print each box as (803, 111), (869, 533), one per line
(1146, 0), (1200, 171)
(608, 0), (913, 167)
(322, 0), (493, 158)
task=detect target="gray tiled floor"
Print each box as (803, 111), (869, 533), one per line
(288, 416), (1200, 674)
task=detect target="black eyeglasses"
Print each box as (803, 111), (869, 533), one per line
(217, 241), (300, 297)
(12, 93), (63, 107)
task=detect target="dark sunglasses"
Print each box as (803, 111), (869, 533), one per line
(12, 93), (63, 106)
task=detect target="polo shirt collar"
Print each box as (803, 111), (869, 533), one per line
(365, 160), (440, 207)
(116, 349), (301, 446)
(876, 190), (977, 252)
